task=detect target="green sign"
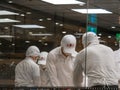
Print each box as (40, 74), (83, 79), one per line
(87, 25), (97, 34)
(88, 14), (97, 24)
(116, 33), (120, 41)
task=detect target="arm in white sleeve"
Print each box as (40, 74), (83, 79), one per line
(46, 53), (60, 86)
(33, 65), (41, 87)
(73, 54), (84, 87)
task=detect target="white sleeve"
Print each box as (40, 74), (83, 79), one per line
(73, 54), (84, 87)
(32, 65), (41, 87)
(46, 53), (60, 86)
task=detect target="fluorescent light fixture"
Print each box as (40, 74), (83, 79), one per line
(0, 18), (20, 23)
(41, 0), (85, 5)
(0, 35), (14, 38)
(13, 25), (45, 29)
(0, 10), (18, 15)
(72, 9), (112, 14)
(30, 33), (53, 36)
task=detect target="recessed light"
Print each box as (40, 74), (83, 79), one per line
(47, 18), (52, 20)
(62, 31), (67, 34)
(108, 36), (112, 38)
(60, 24), (63, 26)
(25, 41), (30, 43)
(26, 12), (32, 14)
(38, 40), (42, 42)
(39, 19), (43, 21)
(55, 22), (59, 25)
(111, 26), (116, 29)
(8, 0), (13, 3)
(20, 14), (25, 16)
(98, 33), (102, 36)
(12, 43), (15, 46)
(44, 43), (48, 46)
(4, 27), (9, 29)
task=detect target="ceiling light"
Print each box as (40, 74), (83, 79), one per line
(38, 40), (42, 42)
(0, 18), (20, 23)
(38, 19), (43, 21)
(30, 33), (53, 36)
(0, 43), (2, 45)
(13, 25), (45, 29)
(12, 43), (15, 46)
(0, 10), (18, 15)
(41, 0), (85, 5)
(55, 22), (59, 25)
(4, 27), (9, 29)
(0, 35), (14, 38)
(72, 9), (112, 14)
(26, 12), (32, 14)
(25, 41), (30, 43)
(60, 24), (63, 26)
(111, 26), (116, 29)
(62, 31), (67, 34)
(20, 14), (25, 16)
(8, 0), (13, 3)
(98, 33), (102, 36)
(108, 36), (112, 38)
(47, 18), (52, 20)
(44, 43), (48, 46)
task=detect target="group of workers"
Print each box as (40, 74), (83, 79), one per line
(14, 32), (120, 88)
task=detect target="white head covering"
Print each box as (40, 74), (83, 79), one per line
(26, 46), (40, 57)
(61, 34), (76, 54)
(82, 32), (99, 47)
(38, 51), (48, 65)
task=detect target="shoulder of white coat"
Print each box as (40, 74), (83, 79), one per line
(49, 47), (60, 55)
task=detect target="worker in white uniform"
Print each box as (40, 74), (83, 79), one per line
(37, 51), (50, 86)
(74, 32), (119, 88)
(15, 45), (41, 87)
(114, 41), (120, 88)
(46, 34), (78, 86)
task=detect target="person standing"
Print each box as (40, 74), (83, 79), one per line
(114, 41), (120, 88)
(74, 32), (119, 88)
(15, 45), (41, 87)
(46, 34), (78, 86)
(37, 51), (50, 86)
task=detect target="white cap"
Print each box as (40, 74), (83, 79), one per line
(38, 51), (48, 65)
(82, 32), (99, 47)
(61, 34), (76, 54)
(26, 46), (40, 57)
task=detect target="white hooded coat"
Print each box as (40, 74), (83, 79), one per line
(114, 48), (120, 88)
(74, 32), (119, 87)
(15, 46), (41, 87)
(46, 35), (78, 86)
(38, 51), (50, 86)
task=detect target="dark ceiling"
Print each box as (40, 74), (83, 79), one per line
(0, 0), (120, 59)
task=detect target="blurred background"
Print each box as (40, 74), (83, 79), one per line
(0, 0), (120, 86)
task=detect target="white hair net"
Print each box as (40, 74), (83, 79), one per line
(26, 46), (40, 57)
(82, 32), (99, 47)
(61, 34), (76, 54)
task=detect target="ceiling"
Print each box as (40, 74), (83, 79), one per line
(11, 0), (120, 31)
(0, 0), (120, 59)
